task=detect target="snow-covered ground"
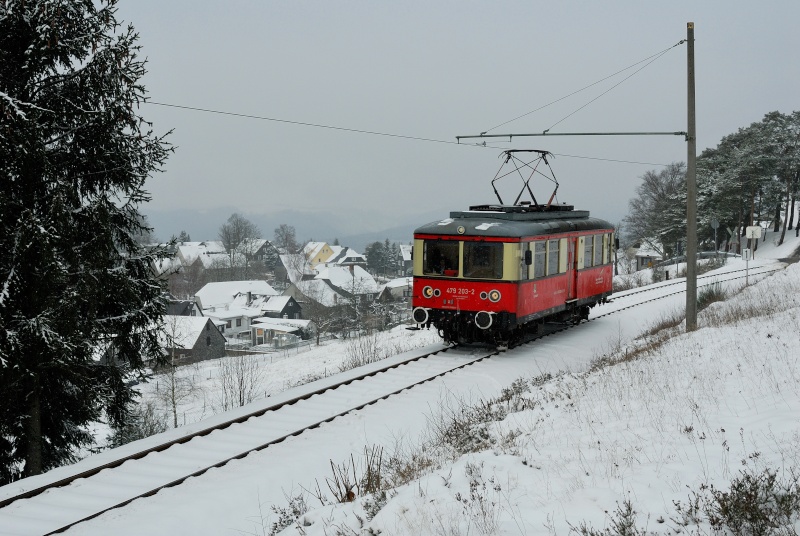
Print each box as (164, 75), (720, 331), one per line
(9, 231), (800, 536)
(122, 326), (443, 438)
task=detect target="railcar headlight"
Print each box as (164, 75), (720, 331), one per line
(423, 286), (434, 298)
(479, 291), (488, 300)
(488, 289), (501, 303)
(475, 311), (493, 330)
(412, 307), (430, 324)
(433, 288), (441, 297)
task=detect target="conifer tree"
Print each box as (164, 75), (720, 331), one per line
(0, 0), (172, 482)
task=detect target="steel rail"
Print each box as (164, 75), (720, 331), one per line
(41, 347), (499, 535)
(0, 347), (451, 510)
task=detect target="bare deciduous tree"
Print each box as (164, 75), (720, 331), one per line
(274, 224), (299, 254)
(157, 316), (203, 428)
(219, 213), (262, 279)
(214, 355), (265, 412)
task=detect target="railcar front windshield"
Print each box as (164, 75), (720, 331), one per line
(423, 240), (460, 276)
(463, 242), (503, 279)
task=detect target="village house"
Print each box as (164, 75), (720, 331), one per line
(160, 315), (226, 364)
(259, 295), (303, 319)
(398, 244), (413, 276)
(281, 254), (379, 308)
(194, 280), (279, 311)
(250, 317), (315, 347)
(376, 277), (413, 302)
(634, 243), (663, 271)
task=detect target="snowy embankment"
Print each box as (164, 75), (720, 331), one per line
(66, 233), (799, 536)
(270, 238), (800, 535)
(269, 264), (800, 535)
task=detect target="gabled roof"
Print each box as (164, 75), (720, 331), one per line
(303, 241), (329, 259)
(282, 255), (378, 306)
(315, 265), (379, 294)
(176, 241), (226, 265)
(327, 247), (366, 266)
(195, 280), (278, 310)
(262, 295), (293, 312)
(160, 316), (215, 349)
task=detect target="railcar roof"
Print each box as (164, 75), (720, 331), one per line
(414, 205), (613, 238)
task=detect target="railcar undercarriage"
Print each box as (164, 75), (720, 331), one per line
(415, 302), (594, 346)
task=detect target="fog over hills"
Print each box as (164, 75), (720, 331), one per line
(145, 203), (622, 252)
(144, 206), (446, 251)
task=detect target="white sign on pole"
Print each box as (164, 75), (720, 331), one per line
(746, 226), (762, 239)
(742, 248), (752, 261)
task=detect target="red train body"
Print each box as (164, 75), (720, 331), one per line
(411, 203), (614, 345)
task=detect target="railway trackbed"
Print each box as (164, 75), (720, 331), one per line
(0, 262), (785, 535)
(0, 345), (499, 535)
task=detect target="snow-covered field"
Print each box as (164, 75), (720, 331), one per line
(122, 326), (443, 437)
(19, 231), (800, 535)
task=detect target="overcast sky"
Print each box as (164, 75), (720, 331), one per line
(117, 1), (800, 241)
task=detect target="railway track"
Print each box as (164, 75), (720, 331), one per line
(0, 261), (785, 535)
(0, 345), (499, 535)
(595, 263), (783, 318)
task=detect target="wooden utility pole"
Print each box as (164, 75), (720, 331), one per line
(686, 22), (698, 331)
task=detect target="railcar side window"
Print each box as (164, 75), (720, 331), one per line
(463, 242), (503, 279)
(423, 240), (460, 276)
(547, 240), (559, 275)
(594, 235), (603, 266)
(584, 236), (594, 268)
(533, 242), (546, 278)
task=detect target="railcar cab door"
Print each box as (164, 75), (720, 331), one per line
(566, 238), (577, 301)
(573, 236), (586, 301)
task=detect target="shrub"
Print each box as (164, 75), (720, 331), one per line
(106, 400), (167, 448)
(268, 493), (310, 536)
(706, 468), (800, 535)
(697, 282), (727, 311)
(571, 500), (649, 536)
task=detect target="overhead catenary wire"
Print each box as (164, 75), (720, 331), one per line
(146, 101), (459, 146)
(482, 39), (687, 134)
(543, 43), (682, 133)
(144, 101), (670, 167)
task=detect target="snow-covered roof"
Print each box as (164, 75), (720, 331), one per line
(280, 253), (316, 277)
(303, 241), (328, 259)
(176, 241), (226, 265)
(160, 316), (213, 350)
(315, 265), (379, 294)
(252, 317), (313, 332)
(240, 238), (268, 251)
(399, 244), (412, 262)
(383, 277), (413, 290)
(205, 305), (263, 321)
(153, 257), (182, 277)
(282, 255), (377, 307)
(262, 296), (293, 313)
(195, 281), (278, 310)
(327, 247), (366, 266)
(635, 243), (663, 258)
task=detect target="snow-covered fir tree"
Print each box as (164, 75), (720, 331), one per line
(0, 0), (172, 483)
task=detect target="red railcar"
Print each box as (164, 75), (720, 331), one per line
(411, 203), (614, 345)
